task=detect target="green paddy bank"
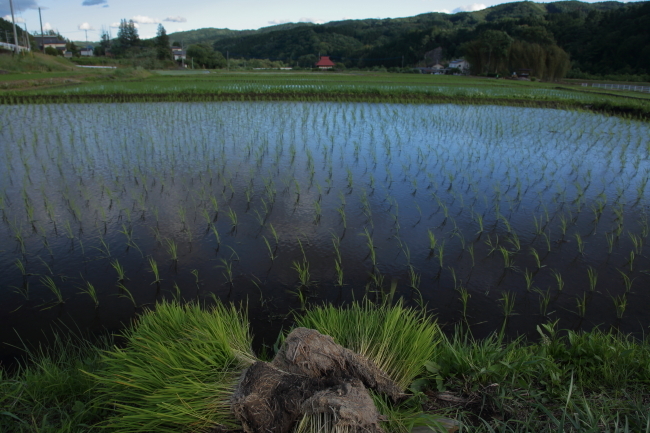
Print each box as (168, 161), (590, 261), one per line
(1, 300), (649, 433)
(1, 67), (649, 120)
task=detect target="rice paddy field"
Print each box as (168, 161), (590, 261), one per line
(2, 70), (650, 432)
(1, 98), (650, 367)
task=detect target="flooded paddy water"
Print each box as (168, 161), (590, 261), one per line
(1, 102), (649, 364)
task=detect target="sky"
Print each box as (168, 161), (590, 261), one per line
(0, 0), (642, 42)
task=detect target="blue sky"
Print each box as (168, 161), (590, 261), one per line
(0, 0), (642, 42)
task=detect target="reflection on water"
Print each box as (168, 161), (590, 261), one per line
(1, 102), (649, 364)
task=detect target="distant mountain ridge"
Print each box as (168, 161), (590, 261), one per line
(164, 0), (649, 76)
(166, 0), (630, 45)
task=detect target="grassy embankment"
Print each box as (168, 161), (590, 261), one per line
(1, 300), (649, 433)
(0, 64), (649, 119)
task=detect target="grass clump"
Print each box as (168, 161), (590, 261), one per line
(90, 299), (255, 433)
(0, 332), (111, 432)
(422, 322), (650, 432)
(296, 300), (440, 391)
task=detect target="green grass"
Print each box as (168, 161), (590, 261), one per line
(423, 322), (650, 432)
(1, 70), (648, 119)
(0, 52), (77, 73)
(0, 332), (112, 432)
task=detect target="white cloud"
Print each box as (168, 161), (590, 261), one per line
(131, 15), (159, 24)
(268, 19), (291, 25)
(342, 16), (353, 20)
(43, 22), (53, 31)
(164, 16), (186, 23)
(452, 3), (486, 13)
(3, 15), (26, 23)
(176, 27), (184, 32)
(298, 17), (324, 24)
(432, 8), (451, 13)
(78, 22), (95, 30)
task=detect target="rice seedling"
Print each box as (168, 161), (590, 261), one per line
(262, 236), (277, 261)
(313, 200), (321, 224)
(587, 266), (597, 291)
(210, 223), (221, 247)
(360, 227), (377, 269)
(606, 232), (615, 254)
(227, 207), (238, 230)
(435, 242), (445, 270)
(529, 247), (545, 271)
(612, 294), (627, 319)
(617, 270), (634, 293)
(407, 264), (421, 291)
(149, 257), (162, 285)
(551, 269), (565, 292)
(292, 258), (312, 288)
(499, 290), (516, 319)
(41, 276), (64, 305)
(90, 300), (254, 431)
(574, 232), (585, 255)
(456, 286), (470, 320)
(575, 292), (588, 318)
(218, 258), (235, 286)
(111, 259), (127, 283)
(535, 287), (552, 317)
(629, 232), (644, 254)
(499, 246), (517, 271)
(165, 238), (178, 263)
(485, 234), (499, 256)
(297, 300), (440, 390)
(78, 281), (99, 307)
(427, 229), (437, 251)
(466, 243), (475, 267)
(523, 268), (534, 291)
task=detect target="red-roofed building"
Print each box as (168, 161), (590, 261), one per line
(315, 56), (335, 69)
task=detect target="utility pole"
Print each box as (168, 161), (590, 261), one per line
(8, 0), (20, 54)
(227, 50), (229, 71)
(38, 7), (45, 53)
(23, 23), (30, 50)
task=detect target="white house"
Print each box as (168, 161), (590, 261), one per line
(171, 46), (186, 61)
(448, 59), (470, 74)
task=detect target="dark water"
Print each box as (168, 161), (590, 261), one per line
(1, 102), (649, 366)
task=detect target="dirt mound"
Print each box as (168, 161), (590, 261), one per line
(231, 327), (403, 433)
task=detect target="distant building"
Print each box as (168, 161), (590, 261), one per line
(315, 56), (335, 69)
(80, 46), (94, 57)
(34, 36), (67, 53)
(448, 59), (470, 74)
(171, 46), (186, 61)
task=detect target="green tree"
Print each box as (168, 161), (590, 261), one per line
(186, 43), (226, 68)
(113, 19), (139, 57)
(94, 30), (111, 56)
(67, 41), (80, 57)
(156, 24), (171, 60)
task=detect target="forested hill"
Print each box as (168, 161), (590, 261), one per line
(167, 1), (650, 77)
